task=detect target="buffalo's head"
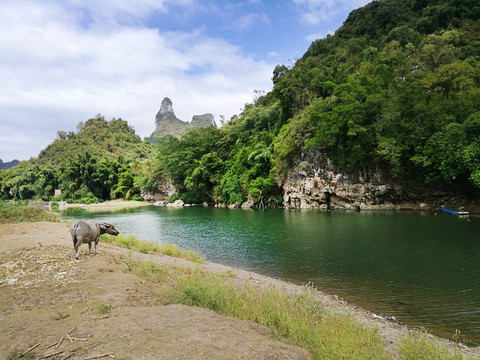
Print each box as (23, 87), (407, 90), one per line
(100, 222), (120, 236)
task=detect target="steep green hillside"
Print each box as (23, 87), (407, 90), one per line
(37, 115), (153, 166)
(138, 0), (480, 206)
(272, 0), (480, 184)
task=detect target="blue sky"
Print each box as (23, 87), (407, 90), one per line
(0, 0), (370, 162)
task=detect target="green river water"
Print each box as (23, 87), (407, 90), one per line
(62, 206), (480, 344)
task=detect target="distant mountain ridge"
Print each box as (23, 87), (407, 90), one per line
(0, 159), (19, 170)
(149, 97), (216, 143)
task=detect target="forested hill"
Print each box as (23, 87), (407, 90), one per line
(137, 0), (480, 206)
(37, 115), (153, 166)
(270, 0), (480, 184)
(0, 116), (153, 203)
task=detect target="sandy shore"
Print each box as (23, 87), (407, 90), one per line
(0, 221), (478, 359)
(56, 199), (152, 212)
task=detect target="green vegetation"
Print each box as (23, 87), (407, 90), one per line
(399, 331), (472, 360)
(101, 233), (205, 263)
(98, 303), (112, 315)
(39, 115), (152, 165)
(0, 202), (59, 224)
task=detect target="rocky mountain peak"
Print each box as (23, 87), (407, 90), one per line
(155, 97), (180, 126)
(191, 113), (215, 127)
(150, 97), (216, 143)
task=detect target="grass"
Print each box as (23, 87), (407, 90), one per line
(101, 233), (205, 263)
(98, 303), (113, 314)
(173, 269), (389, 360)
(0, 201), (59, 224)
(125, 257), (172, 282)
(399, 331), (475, 360)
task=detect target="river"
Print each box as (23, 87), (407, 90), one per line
(62, 206), (480, 344)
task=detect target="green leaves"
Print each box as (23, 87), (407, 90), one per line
(418, 113), (480, 186)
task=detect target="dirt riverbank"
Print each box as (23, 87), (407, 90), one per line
(0, 222), (478, 359)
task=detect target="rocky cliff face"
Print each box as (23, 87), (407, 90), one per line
(282, 149), (477, 211)
(150, 98), (216, 143)
(150, 97), (188, 141)
(155, 97), (179, 126)
(140, 182), (177, 202)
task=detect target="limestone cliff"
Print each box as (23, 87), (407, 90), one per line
(149, 98), (216, 143)
(190, 113), (215, 127)
(150, 97), (188, 141)
(282, 149), (478, 212)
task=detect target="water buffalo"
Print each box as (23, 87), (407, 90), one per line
(70, 220), (119, 260)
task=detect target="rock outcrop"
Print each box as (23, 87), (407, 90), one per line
(155, 97), (178, 126)
(150, 97), (189, 141)
(140, 182), (177, 202)
(282, 149), (478, 212)
(190, 113), (215, 127)
(150, 98), (216, 143)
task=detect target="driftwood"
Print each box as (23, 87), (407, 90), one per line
(83, 353), (115, 360)
(61, 354), (72, 360)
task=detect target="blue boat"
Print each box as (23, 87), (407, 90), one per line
(441, 207), (469, 215)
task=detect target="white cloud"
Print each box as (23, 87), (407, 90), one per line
(0, 1), (274, 161)
(234, 12), (270, 31)
(292, 0), (371, 26)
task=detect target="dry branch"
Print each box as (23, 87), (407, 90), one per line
(55, 335), (65, 348)
(40, 350), (63, 359)
(66, 334), (74, 344)
(83, 353), (115, 360)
